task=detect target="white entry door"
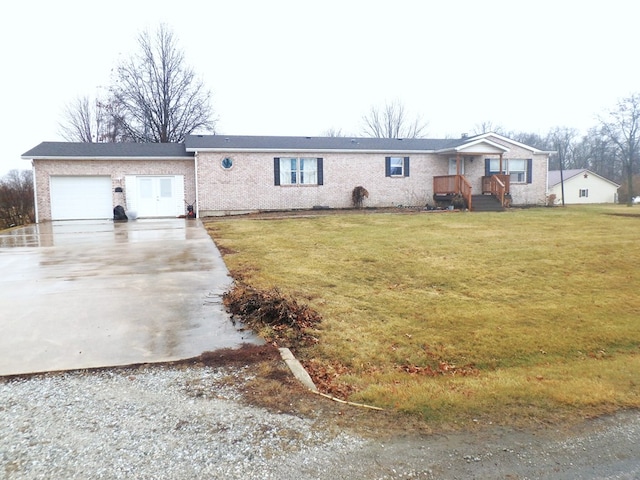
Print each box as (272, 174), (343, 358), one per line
(125, 175), (184, 217)
(448, 158), (465, 175)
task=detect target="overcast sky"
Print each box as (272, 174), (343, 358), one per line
(3, 0), (639, 175)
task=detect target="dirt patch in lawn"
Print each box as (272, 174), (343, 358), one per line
(605, 212), (640, 218)
(173, 343), (435, 438)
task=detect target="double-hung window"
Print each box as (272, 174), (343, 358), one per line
(385, 156), (410, 177)
(274, 157), (323, 186)
(487, 158), (505, 175)
(508, 159), (527, 183)
(579, 189), (589, 198)
(485, 158), (532, 184)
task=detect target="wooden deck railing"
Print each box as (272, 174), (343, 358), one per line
(459, 176), (472, 211)
(481, 174), (510, 206)
(433, 175), (459, 195)
(433, 175), (473, 211)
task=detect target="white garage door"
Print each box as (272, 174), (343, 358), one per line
(50, 176), (113, 220)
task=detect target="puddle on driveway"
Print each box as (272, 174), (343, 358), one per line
(0, 219), (261, 376)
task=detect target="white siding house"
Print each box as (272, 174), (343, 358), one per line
(548, 169), (619, 204)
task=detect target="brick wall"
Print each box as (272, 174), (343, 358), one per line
(196, 146), (548, 216)
(196, 151), (449, 216)
(33, 159), (195, 221)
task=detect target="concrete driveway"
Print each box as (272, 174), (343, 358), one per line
(0, 219), (259, 376)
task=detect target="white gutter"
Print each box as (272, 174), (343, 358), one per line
(20, 156), (189, 161)
(185, 148), (441, 155)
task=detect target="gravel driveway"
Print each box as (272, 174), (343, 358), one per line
(2, 363), (639, 479)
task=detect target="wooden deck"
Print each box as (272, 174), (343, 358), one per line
(434, 174), (511, 211)
(433, 175), (473, 210)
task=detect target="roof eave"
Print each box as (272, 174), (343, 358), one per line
(22, 155), (192, 161)
(188, 147), (440, 154)
(475, 132), (556, 155)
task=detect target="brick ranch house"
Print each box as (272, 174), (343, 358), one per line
(21, 132), (552, 222)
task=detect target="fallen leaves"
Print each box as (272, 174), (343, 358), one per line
(399, 361), (479, 377)
(302, 359), (357, 399)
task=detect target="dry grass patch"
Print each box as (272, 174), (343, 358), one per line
(205, 206), (640, 427)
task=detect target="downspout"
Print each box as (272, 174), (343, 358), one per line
(31, 163), (39, 224)
(194, 151), (200, 218)
(559, 155), (565, 206)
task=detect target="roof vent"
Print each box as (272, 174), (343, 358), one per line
(306, 136), (312, 139)
(461, 133), (468, 139)
(224, 137), (230, 142)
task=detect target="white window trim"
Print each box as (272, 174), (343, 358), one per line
(389, 156), (404, 177)
(488, 158), (528, 184)
(279, 157), (319, 186)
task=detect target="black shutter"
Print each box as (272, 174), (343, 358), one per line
(527, 158), (533, 184)
(274, 158), (280, 185)
(385, 157), (391, 177)
(404, 157), (410, 177)
(485, 158), (491, 176)
(317, 158), (323, 185)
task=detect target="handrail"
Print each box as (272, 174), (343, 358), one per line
(458, 175), (472, 211)
(489, 175), (506, 206)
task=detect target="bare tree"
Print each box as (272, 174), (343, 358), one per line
(59, 96), (95, 142)
(576, 128), (619, 181)
(0, 170), (34, 228)
(472, 121), (506, 135)
(111, 24), (216, 143)
(599, 93), (640, 205)
(361, 99), (428, 138)
(543, 127), (578, 206)
(59, 94), (124, 143)
(546, 127), (579, 170)
(323, 127), (344, 137)
(506, 131), (551, 151)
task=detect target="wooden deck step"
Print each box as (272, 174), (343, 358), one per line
(471, 194), (505, 212)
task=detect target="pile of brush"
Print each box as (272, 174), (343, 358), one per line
(223, 282), (321, 348)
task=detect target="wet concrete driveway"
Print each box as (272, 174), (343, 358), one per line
(0, 219), (259, 376)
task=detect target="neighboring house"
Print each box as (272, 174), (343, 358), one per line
(548, 169), (620, 204)
(22, 132), (552, 222)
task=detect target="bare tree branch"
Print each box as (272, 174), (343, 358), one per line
(361, 99), (428, 138)
(472, 121), (506, 136)
(0, 170), (34, 228)
(599, 93), (640, 205)
(323, 127), (344, 137)
(111, 24), (216, 143)
(59, 96), (95, 142)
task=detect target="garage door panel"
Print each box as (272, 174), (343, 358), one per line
(50, 176), (113, 220)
